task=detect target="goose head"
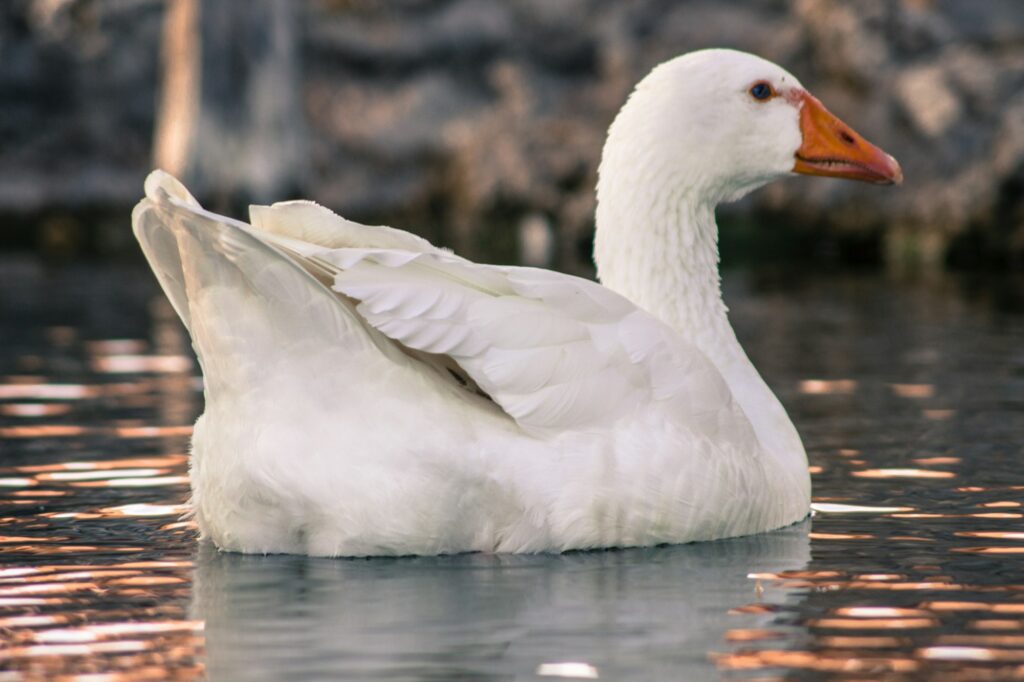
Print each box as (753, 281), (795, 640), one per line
(594, 48), (902, 377)
(598, 48), (902, 207)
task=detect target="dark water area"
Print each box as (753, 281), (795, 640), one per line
(1, 258), (1023, 681)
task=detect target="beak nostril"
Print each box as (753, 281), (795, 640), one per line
(839, 130), (855, 145)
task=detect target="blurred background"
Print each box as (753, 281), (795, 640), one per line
(1, 0), (1023, 274)
(2, 4), (1024, 679)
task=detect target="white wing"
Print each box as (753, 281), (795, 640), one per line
(250, 199), (441, 254)
(135, 170), (744, 440)
(247, 200), (741, 438)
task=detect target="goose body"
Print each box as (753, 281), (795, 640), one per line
(133, 49), (900, 557)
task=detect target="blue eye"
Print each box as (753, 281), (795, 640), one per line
(749, 82), (773, 101)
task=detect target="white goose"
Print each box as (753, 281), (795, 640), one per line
(133, 49), (900, 557)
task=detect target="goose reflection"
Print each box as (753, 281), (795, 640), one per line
(192, 521), (809, 681)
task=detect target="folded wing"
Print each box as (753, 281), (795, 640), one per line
(134, 170), (746, 441)
(251, 199), (744, 438)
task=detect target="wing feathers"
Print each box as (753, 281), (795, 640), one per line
(249, 200), (438, 253)
(321, 246), (707, 435)
(135, 170), (741, 439)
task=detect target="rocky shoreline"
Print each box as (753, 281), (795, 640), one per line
(2, 0), (1022, 269)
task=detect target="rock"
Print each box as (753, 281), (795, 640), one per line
(897, 65), (962, 137)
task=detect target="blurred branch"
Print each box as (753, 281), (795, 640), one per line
(152, 0), (307, 204)
(153, 0), (199, 177)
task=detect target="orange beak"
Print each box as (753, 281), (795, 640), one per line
(791, 91), (902, 185)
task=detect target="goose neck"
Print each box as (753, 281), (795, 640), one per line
(594, 190), (735, 361)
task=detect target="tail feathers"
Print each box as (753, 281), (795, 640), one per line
(132, 173), (197, 331)
(131, 170), (399, 392)
(144, 169), (199, 207)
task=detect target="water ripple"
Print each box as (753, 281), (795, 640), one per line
(1, 267), (1022, 680)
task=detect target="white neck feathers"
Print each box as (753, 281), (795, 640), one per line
(594, 86), (735, 363)
(592, 72), (808, 481)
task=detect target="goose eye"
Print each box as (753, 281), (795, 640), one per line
(749, 82), (773, 101)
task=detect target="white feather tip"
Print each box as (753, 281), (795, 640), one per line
(144, 170), (200, 207)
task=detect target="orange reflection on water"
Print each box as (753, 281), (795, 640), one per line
(980, 501), (1021, 508)
(834, 607), (932, 618)
(0, 425), (87, 438)
(852, 468), (956, 479)
(0, 581), (99, 597)
(728, 604), (782, 615)
(0, 536), (69, 544)
(161, 520), (198, 532)
(108, 576), (185, 587)
(923, 409), (955, 420)
(115, 561), (193, 570)
(817, 636), (906, 649)
(41, 512), (104, 520)
(992, 605), (1024, 614)
(890, 383), (935, 398)
(37, 469), (170, 482)
(917, 646), (997, 661)
(85, 339), (149, 355)
(0, 639), (153, 659)
(91, 354), (193, 374)
(0, 424), (193, 441)
(15, 455), (189, 474)
(0, 597), (68, 607)
(810, 618), (938, 630)
(0, 477), (37, 488)
(0, 403), (72, 417)
(850, 581), (964, 591)
(113, 425), (193, 438)
(0, 614), (67, 628)
(916, 646), (1024, 662)
(752, 571), (988, 593)
(812, 502), (915, 513)
(1, 570), (142, 584)
(98, 380), (159, 396)
(969, 620), (1024, 631)
(724, 629), (785, 642)
(100, 504), (188, 518)
(0, 383), (96, 400)
(913, 457), (962, 465)
(0, 327), (202, 679)
(799, 379), (857, 395)
(956, 531), (1024, 540)
(747, 570), (844, 581)
(31, 620), (202, 643)
(809, 532), (874, 540)
(715, 649), (919, 673)
(69, 476), (189, 488)
(920, 601), (993, 612)
(0, 545), (138, 556)
(0, 568), (39, 580)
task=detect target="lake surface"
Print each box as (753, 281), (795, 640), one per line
(1, 259), (1023, 681)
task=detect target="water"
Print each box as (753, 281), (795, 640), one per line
(1, 259), (1023, 681)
